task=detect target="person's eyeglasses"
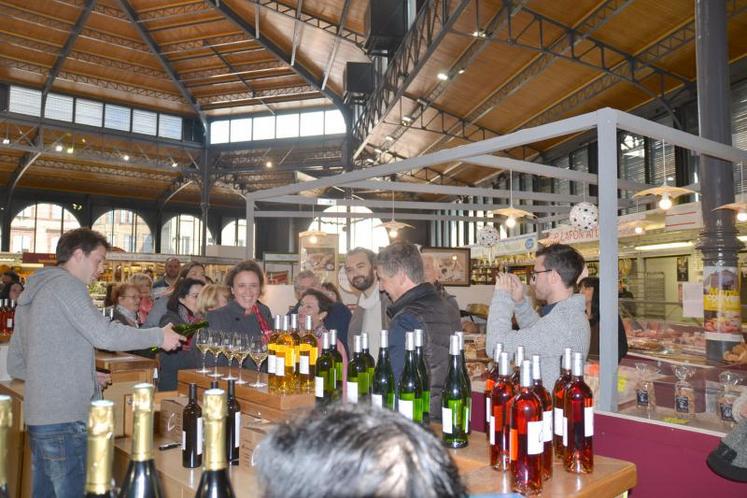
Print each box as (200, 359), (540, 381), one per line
(529, 269), (553, 281)
(123, 295), (140, 300)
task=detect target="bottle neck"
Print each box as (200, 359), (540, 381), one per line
(131, 409), (154, 461)
(204, 413), (227, 472)
(84, 428), (112, 494)
(377, 347), (389, 363)
(0, 427), (7, 487)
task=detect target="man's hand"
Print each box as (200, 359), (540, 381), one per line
(161, 323), (185, 351)
(495, 273), (525, 303)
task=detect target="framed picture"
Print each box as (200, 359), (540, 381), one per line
(421, 247), (471, 287)
(298, 232), (338, 284)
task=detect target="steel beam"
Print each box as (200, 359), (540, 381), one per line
(321, 0), (352, 91)
(157, 175), (196, 209)
(290, 0), (304, 66)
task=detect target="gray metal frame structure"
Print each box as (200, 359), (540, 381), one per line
(245, 107), (747, 413)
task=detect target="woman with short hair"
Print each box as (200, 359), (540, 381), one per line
(196, 283), (231, 315)
(129, 272), (154, 325)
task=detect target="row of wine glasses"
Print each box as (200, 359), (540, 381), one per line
(194, 329), (268, 387)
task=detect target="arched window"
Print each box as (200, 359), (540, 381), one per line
(10, 203), (81, 253)
(309, 206), (389, 254)
(92, 209), (153, 253)
(161, 214), (213, 255)
(222, 219), (247, 247)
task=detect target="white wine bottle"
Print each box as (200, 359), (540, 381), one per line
(0, 395), (12, 498)
(85, 400), (116, 498)
(119, 383), (163, 498)
(414, 329), (431, 424)
(194, 389), (236, 498)
(398, 331), (423, 423)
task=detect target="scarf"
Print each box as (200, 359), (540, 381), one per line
(177, 303), (200, 350)
(251, 303), (273, 342)
(115, 305), (139, 327)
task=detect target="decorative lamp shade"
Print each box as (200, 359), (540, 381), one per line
(477, 225), (500, 248)
(569, 202), (599, 231)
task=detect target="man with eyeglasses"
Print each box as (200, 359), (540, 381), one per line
(486, 243), (590, 389)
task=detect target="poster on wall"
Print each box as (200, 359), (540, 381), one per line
(702, 265), (744, 361)
(421, 247), (471, 286)
(676, 256), (689, 282)
(298, 232), (338, 285)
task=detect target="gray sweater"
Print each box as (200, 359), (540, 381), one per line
(8, 267), (164, 425)
(486, 291), (590, 389)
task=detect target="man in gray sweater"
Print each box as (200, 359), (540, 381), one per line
(487, 243), (590, 389)
(8, 228), (184, 498)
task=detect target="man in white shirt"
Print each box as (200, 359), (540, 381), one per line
(345, 247), (390, 357)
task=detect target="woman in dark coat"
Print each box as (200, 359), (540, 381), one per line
(158, 277), (205, 390)
(207, 260), (272, 371)
(579, 276), (629, 364)
(111, 283), (156, 359)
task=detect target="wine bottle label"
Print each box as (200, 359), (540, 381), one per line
(275, 357), (285, 377)
(267, 354), (276, 374)
(542, 410), (552, 443)
(636, 389), (649, 406)
(235, 412), (241, 448)
(675, 395), (689, 413)
(372, 394), (383, 408)
(584, 406), (594, 437)
(554, 407), (563, 436)
(489, 415), (495, 445)
(347, 382), (358, 404)
(442, 407), (453, 434)
(528, 421), (544, 455)
(485, 397), (492, 423)
(300, 356), (310, 375)
(6, 318), (11, 328)
(720, 403), (734, 422)
(398, 399), (413, 420)
(562, 416), (568, 447)
(463, 406), (470, 432)
(315, 377), (324, 398)
(197, 417), (203, 455)
(182, 430), (186, 450)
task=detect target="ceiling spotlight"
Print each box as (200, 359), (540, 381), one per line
(505, 216), (517, 228)
(437, 72), (449, 81)
(123, 154), (130, 161)
(66, 146), (74, 154)
(658, 193), (673, 210)
(457, 68), (466, 75)
(55, 144), (63, 152)
(373, 147), (383, 154)
(384, 135), (393, 142)
(738, 210), (747, 222)
(171, 161), (178, 168)
(472, 30), (487, 38)
(81, 138), (86, 144)
(265, 161), (273, 168)
(401, 115), (413, 125)
(1, 138), (9, 145)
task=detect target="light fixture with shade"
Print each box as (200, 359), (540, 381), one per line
(493, 170), (535, 228)
(632, 141), (694, 210)
(713, 163), (747, 221)
(376, 191), (414, 238)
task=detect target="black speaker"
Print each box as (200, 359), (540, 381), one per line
(364, 0), (407, 56)
(344, 62), (374, 95)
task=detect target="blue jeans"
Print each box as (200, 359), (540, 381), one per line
(28, 421), (87, 498)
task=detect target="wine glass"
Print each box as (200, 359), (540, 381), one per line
(233, 333), (251, 385)
(222, 331), (238, 381)
(248, 336), (268, 388)
(208, 330), (223, 378)
(195, 328), (211, 374)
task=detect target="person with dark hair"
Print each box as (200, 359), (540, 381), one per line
(345, 247), (391, 357)
(0, 270), (20, 297)
(206, 260), (273, 371)
(376, 242), (461, 418)
(152, 256), (181, 293)
(8, 228), (184, 498)
(290, 270), (352, 351)
(143, 261), (206, 328)
(255, 403), (468, 498)
(158, 278), (205, 390)
(487, 243), (590, 388)
(7, 281), (23, 302)
(298, 288), (348, 379)
(578, 277), (628, 363)
(320, 281), (342, 303)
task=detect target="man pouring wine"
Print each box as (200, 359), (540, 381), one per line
(8, 228), (185, 498)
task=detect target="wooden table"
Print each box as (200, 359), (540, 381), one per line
(0, 380), (29, 498)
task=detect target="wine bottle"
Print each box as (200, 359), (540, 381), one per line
(442, 335), (470, 448)
(564, 352), (593, 474)
(276, 316), (297, 394)
(85, 399), (116, 498)
(371, 330), (396, 410)
(289, 314), (302, 379)
(511, 346), (525, 388)
(360, 332), (376, 393)
(530, 355), (553, 480)
(182, 383), (203, 469)
(314, 332), (334, 406)
(485, 343), (503, 438)
(225, 380), (241, 466)
(5, 301), (13, 335)
(510, 360), (544, 496)
(552, 348), (572, 460)
(119, 383), (163, 498)
(194, 389), (236, 498)
(0, 300), (7, 335)
(173, 320), (209, 337)
(490, 351), (514, 471)
(328, 329), (344, 401)
(398, 331), (423, 423)
(0, 395), (10, 498)
(347, 335), (370, 404)
(414, 329), (431, 424)
(454, 331), (471, 433)
(266, 315), (281, 393)
(299, 315), (318, 393)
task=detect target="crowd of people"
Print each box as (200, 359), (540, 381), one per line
(9, 224), (647, 497)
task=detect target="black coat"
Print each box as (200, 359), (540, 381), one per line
(206, 300), (273, 370)
(158, 307), (200, 390)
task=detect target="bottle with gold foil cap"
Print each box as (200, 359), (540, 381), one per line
(195, 389), (236, 498)
(85, 400), (115, 498)
(119, 383), (163, 498)
(0, 395), (12, 498)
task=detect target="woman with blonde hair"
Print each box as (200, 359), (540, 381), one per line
(129, 272), (154, 325)
(197, 284), (231, 315)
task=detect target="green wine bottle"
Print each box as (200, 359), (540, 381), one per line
(371, 330), (396, 410)
(442, 335), (470, 449)
(360, 332), (376, 391)
(151, 321), (209, 352)
(398, 331), (423, 423)
(328, 329), (343, 401)
(414, 329), (431, 424)
(455, 331), (472, 434)
(314, 332), (334, 406)
(347, 335), (370, 404)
